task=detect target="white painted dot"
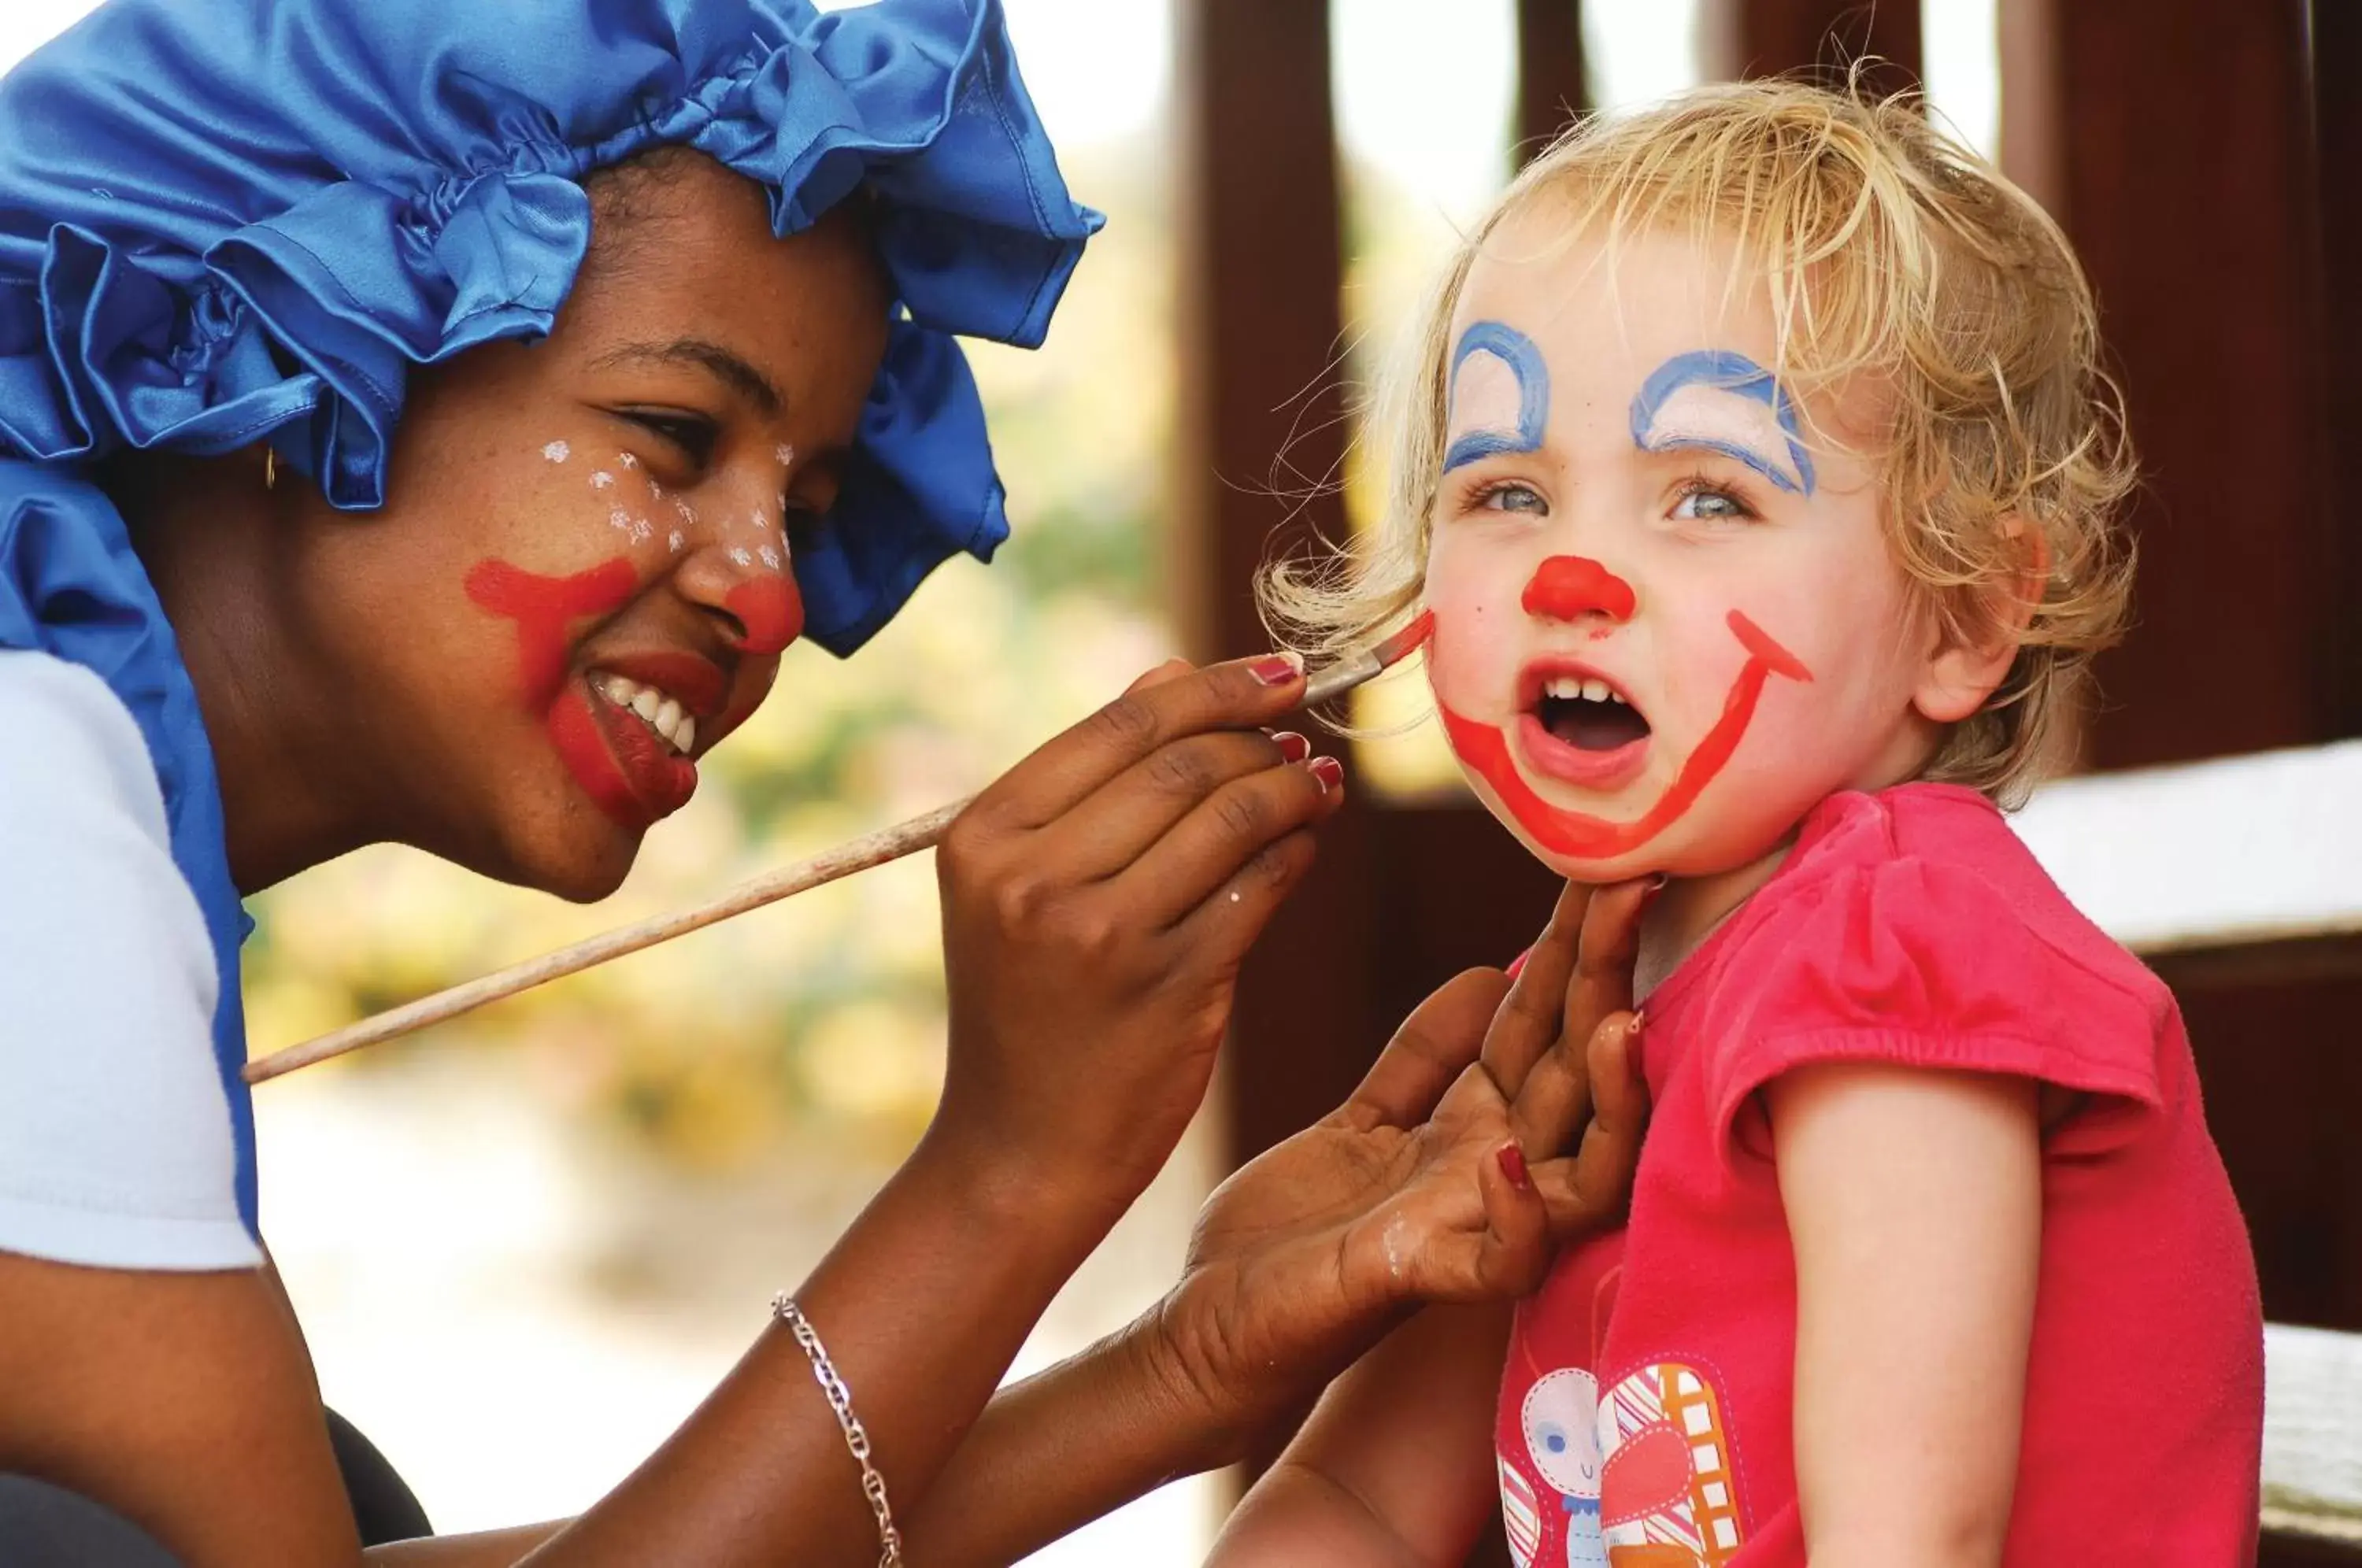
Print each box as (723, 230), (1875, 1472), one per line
(541, 440), (571, 464)
(648, 479), (663, 500)
(1228, 889), (1242, 904)
(674, 499), (696, 523)
(617, 453), (639, 469)
(629, 520), (653, 544)
(728, 546), (753, 567)
(775, 443), (795, 466)
(608, 508), (632, 531)
(757, 544), (781, 570)
(589, 471), (615, 490)
(667, 530), (685, 553)
(750, 512), (769, 531)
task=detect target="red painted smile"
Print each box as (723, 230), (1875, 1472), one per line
(467, 557), (702, 833)
(1438, 608), (1812, 860)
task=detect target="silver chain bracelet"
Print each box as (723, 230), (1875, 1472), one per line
(774, 1292), (904, 1568)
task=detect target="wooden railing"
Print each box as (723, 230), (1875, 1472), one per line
(2014, 742), (2362, 1548)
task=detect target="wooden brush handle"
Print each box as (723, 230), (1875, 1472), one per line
(242, 796), (973, 1084)
(242, 634), (1420, 1085)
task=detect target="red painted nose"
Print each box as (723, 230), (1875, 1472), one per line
(723, 575), (805, 656)
(1521, 555), (1636, 623)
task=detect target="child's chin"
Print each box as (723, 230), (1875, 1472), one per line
(1528, 843), (1668, 886)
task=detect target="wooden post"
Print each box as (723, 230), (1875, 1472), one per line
(2031, 25), (2361, 1568)
(1703, 0), (1923, 90)
(1175, 2), (1382, 1179)
(2049, 0), (2333, 770)
(1516, 0), (1586, 157)
(2308, 0), (2362, 742)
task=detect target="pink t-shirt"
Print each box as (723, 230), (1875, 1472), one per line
(1493, 783), (2263, 1566)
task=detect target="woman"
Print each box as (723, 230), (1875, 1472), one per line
(0, 1), (1649, 1563)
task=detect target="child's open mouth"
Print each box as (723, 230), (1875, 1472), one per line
(1516, 664), (1653, 791)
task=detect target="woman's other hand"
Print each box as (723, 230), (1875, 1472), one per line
(928, 653), (1341, 1225)
(1146, 878), (1651, 1450)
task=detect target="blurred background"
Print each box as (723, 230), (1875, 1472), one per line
(4, 0), (2355, 1562)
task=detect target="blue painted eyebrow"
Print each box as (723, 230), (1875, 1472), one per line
(1628, 349), (1816, 496)
(1442, 320), (1550, 473)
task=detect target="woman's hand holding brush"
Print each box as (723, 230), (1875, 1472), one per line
(246, 617), (1431, 1085)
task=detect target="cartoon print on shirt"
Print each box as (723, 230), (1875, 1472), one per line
(1595, 1363), (1743, 1566)
(1502, 1358), (1743, 1568)
(1507, 1367), (1608, 1565)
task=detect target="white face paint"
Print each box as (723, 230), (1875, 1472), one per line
(674, 499), (697, 524)
(750, 510), (770, 532)
(629, 519), (654, 545)
(541, 440), (571, 464)
(729, 546), (753, 567)
(775, 443), (796, 467)
(617, 452), (639, 470)
(668, 530), (685, 553)
(590, 471), (615, 490)
(608, 507), (632, 532)
(758, 543), (782, 570)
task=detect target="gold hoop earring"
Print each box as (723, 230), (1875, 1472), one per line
(263, 449), (278, 491)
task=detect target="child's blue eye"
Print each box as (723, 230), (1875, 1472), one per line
(1480, 483), (1547, 516)
(1672, 485), (1750, 523)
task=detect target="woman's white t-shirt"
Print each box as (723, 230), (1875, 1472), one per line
(0, 648), (261, 1269)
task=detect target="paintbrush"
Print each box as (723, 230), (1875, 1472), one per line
(242, 611), (1434, 1085)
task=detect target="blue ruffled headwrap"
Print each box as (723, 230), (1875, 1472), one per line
(0, 0), (1101, 1230)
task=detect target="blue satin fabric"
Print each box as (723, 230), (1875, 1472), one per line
(0, 0), (1099, 1232)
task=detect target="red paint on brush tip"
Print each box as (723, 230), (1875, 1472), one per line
(1372, 608), (1437, 668)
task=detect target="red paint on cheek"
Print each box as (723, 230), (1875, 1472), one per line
(724, 575), (805, 656)
(465, 557), (640, 704)
(466, 554), (700, 833)
(1438, 608), (1812, 861)
(1521, 555), (1637, 623)
(1730, 606), (1813, 682)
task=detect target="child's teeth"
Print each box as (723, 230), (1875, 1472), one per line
(676, 715), (696, 753)
(1609, 689), (1627, 705)
(630, 688), (661, 725)
(1581, 679), (1610, 702)
(1547, 677), (1581, 701)
(655, 696), (684, 739)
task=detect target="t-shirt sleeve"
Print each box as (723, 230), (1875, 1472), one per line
(1702, 854), (2168, 1163)
(0, 650), (261, 1270)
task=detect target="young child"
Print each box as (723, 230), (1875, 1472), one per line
(1212, 82), (2264, 1566)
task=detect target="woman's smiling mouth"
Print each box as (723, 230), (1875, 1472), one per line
(1515, 660), (1654, 793)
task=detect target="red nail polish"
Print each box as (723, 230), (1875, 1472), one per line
(1309, 755), (1345, 792)
(1273, 730), (1310, 763)
(1498, 1143), (1531, 1190)
(1249, 653), (1305, 686)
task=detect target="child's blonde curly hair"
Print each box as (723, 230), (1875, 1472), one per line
(1263, 77), (2137, 805)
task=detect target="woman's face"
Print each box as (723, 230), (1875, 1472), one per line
(1423, 216), (1962, 884)
(272, 156), (889, 899)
